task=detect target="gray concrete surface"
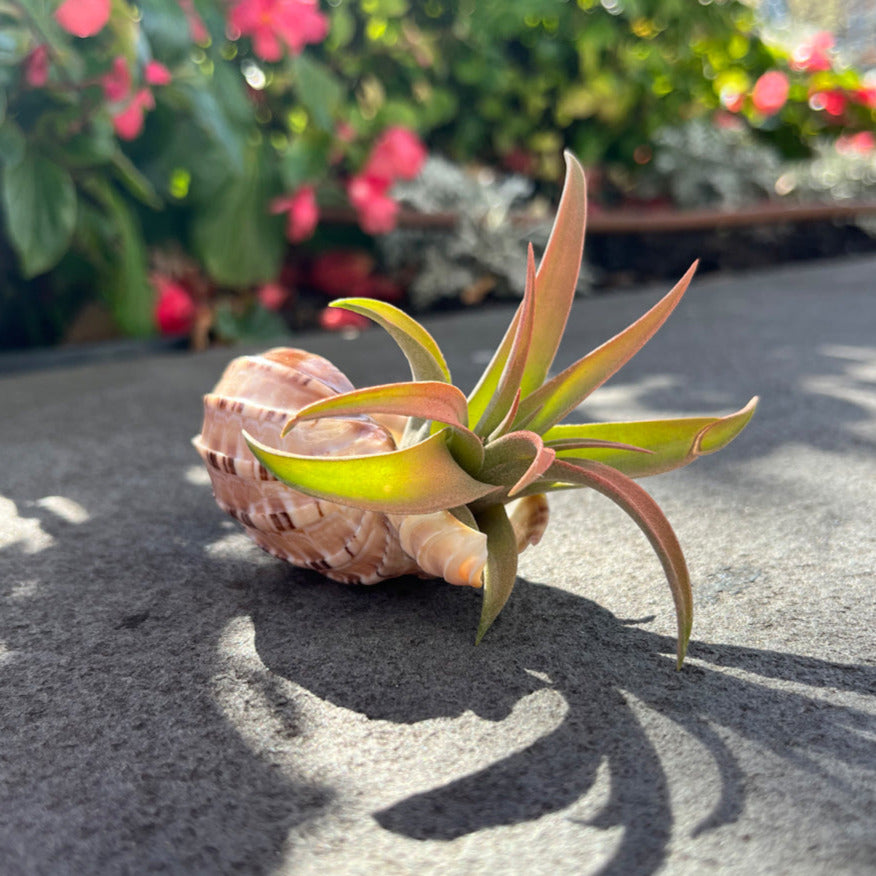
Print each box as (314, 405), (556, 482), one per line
(1, 255), (874, 875)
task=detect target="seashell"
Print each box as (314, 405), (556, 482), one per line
(193, 348), (548, 588)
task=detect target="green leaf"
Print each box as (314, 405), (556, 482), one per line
(545, 397), (758, 478)
(516, 262), (698, 434)
(330, 298), (451, 383)
(77, 176), (155, 337)
(544, 458), (693, 668)
(479, 430), (556, 498)
(245, 427), (498, 514)
(192, 146), (284, 286)
(474, 504), (518, 644)
(2, 152), (76, 277)
(0, 118), (25, 165)
(283, 380), (471, 438)
(467, 151), (587, 423)
(111, 148), (163, 209)
(139, 0), (193, 61)
(280, 137), (330, 189)
(292, 54), (343, 131)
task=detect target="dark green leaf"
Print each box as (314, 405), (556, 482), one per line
(192, 146), (285, 286)
(474, 504), (518, 644)
(2, 151), (76, 277)
(0, 118), (25, 165)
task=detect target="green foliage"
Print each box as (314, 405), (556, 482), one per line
(1, 0), (874, 349)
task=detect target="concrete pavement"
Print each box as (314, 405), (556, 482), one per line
(1, 254), (874, 874)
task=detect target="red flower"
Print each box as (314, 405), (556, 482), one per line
(752, 71), (789, 116)
(347, 174), (399, 235)
(318, 307), (370, 332)
(101, 56), (131, 102)
(363, 126), (427, 182)
(54, 0), (110, 38)
(257, 282), (289, 311)
(792, 31), (834, 72)
(310, 250), (374, 297)
(228, 0), (329, 62)
(271, 186), (319, 242)
(112, 88), (155, 141)
(153, 276), (196, 335)
(144, 61), (172, 86)
(24, 45), (49, 87)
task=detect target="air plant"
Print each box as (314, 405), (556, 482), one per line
(195, 152), (757, 668)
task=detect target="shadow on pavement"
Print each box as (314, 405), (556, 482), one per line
(251, 572), (876, 876)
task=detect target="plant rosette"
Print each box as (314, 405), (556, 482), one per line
(194, 153), (757, 668)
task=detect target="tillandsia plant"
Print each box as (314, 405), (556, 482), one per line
(195, 153), (757, 668)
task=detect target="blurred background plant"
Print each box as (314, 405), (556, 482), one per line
(1, 0), (875, 351)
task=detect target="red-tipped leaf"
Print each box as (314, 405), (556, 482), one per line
(516, 262), (698, 434)
(544, 458), (693, 668)
(467, 152), (587, 422)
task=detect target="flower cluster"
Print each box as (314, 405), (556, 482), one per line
(228, 0), (328, 62)
(271, 126), (427, 242)
(24, 0), (173, 141)
(721, 31), (876, 135)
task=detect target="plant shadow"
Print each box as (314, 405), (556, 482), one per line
(250, 571), (876, 876)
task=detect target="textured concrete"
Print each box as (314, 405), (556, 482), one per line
(1, 255), (874, 875)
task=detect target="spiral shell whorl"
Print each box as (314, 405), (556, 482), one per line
(194, 348), (421, 584)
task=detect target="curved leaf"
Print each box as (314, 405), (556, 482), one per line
(545, 397), (758, 478)
(479, 430), (556, 497)
(330, 298), (451, 383)
(474, 504), (518, 644)
(284, 381), (469, 434)
(3, 152), (76, 278)
(245, 428), (496, 514)
(474, 244), (537, 437)
(545, 458), (692, 668)
(467, 151), (587, 421)
(516, 262), (698, 434)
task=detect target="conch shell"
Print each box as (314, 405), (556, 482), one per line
(193, 348), (548, 588)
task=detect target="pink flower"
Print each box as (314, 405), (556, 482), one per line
(228, 0), (329, 62)
(101, 56), (132, 102)
(112, 88), (155, 141)
(24, 45), (49, 87)
(257, 282), (289, 311)
(792, 31), (834, 72)
(271, 186), (318, 242)
(837, 132), (876, 155)
(318, 307), (370, 332)
(850, 87), (876, 109)
(347, 174), (399, 235)
(721, 90), (745, 114)
(144, 60), (172, 86)
(54, 0), (110, 38)
(180, 0), (209, 43)
(153, 276), (196, 335)
(364, 126), (427, 182)
(810, 89), (847, 117)
(752, 71), (789, 116)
